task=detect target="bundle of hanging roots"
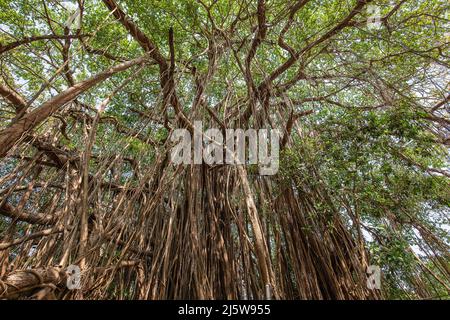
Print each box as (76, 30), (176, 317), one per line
(0, 0), (449, 300)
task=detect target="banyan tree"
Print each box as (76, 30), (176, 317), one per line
(0, 0), (448, 300)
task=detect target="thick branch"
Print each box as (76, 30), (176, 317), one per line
(0, 267), (65, 299)
(0, 84), (28, 114)
(0, 202), (58, 225)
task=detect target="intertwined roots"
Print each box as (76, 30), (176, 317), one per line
(0, 126), (382, 299)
